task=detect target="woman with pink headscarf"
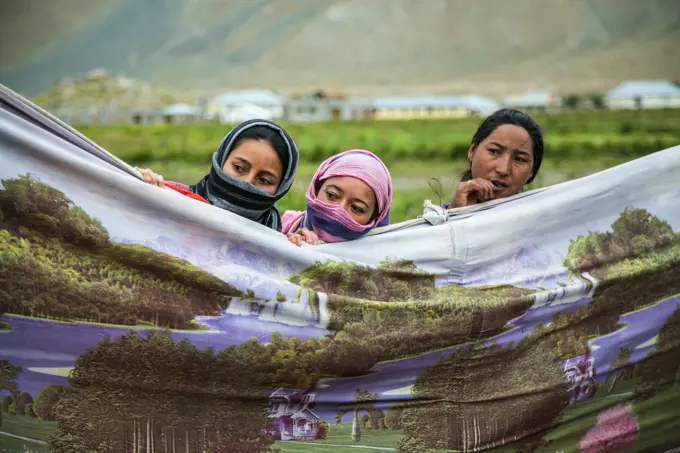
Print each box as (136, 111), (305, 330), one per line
(282, 149), (393, 246)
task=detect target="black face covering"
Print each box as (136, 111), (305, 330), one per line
(190, 119), (299, 231)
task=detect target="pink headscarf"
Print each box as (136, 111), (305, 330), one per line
(281, 149), (392, 242)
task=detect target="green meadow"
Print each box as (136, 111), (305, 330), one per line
(79, 108), (680, 223)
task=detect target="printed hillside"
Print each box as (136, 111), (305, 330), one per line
(0, 173), (244, 329)
(288, 208), (680, 371)
(291, 259), (535, 365)
(1, 0), (679, 97)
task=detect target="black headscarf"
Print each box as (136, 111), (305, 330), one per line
(190, 119), (299, 231)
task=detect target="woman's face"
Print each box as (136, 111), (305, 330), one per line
(469, 124), (534, 199)
(223, 139), (283, 195)
(318, 176), (376, 225)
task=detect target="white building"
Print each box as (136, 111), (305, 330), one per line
(502, 89), (560, 112)
(285, 89), (374, 123)
(370, 94), (500, 120)
(162, 103), (201, 124)
(207, 90), (285, 123)
(607, 80), (680, 110)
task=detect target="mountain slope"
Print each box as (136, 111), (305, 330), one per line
(1, 0), (679, 97)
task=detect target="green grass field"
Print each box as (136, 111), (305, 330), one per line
(0, 436), (49, 453)
(275, 422), (401, 452)
(77, 108), (680, 224)
(315, 422), (402, 447)
(0, 415), (52, 453)
(78, 108), (680, 166)
(0, 415), (55, 443)
(274, 443), (391, 452)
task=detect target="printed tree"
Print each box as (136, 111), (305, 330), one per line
(334, 388), (381, 442)
(33, 384), (68, 421)
(0, 396), (10, 413)
(0, 360), (21, 428)
(398, 339), (569, 453)
(634, 306), (680, 395)
(562, 208), (675, 278)
(607, 347), (634, 393)
(290, 258), (436, 302)
(0, 360), (21, 400)
(11, 391), (34, 416)
(52, 331), (275, 453)
(534, 306), (594, 359)
(384, 404), (404, 430)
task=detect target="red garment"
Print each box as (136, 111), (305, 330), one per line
(165, 181), (210, 204)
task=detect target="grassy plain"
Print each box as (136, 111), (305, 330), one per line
(78, 109), (680, 223)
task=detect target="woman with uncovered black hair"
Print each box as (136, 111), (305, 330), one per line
(447, 108), (544, 208)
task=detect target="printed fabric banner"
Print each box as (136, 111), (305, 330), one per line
(1, 87), (679, 453)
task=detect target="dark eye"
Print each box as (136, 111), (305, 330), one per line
(488, 148), (500, 155)
(351, 205), (366, 214)
(233, 164), (245, 174)
(515, 156), (529, 164)
(326, 191), (337, 201)
(258, 177), (273, 186)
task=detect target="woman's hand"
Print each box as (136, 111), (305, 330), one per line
(135, 167), (166, 188)
(450, 178), (496, 208)
(287, 228), (319, 247)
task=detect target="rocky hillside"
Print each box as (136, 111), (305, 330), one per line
(1, 0), (679, 97)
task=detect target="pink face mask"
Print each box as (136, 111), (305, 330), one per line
(303, 150), (393, 243)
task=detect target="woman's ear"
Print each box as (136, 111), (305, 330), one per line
(467, 144), (476, 163)
(526, 172), (534, 185)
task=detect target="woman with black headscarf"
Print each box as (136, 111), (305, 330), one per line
(137, 119), (299, 232)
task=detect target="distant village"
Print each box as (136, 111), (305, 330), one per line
(42, 69), (680, 126)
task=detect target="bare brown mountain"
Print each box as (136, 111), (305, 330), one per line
(1, 0), (679, 98)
